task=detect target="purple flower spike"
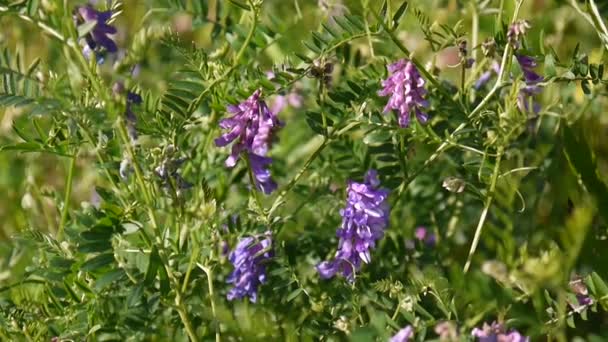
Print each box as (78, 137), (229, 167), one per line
(515, 54), (543, 113)
(390, 325), (414, 342)
(472, 321), (529, 342)
(215, 90), (283, 194)
(77, 6), (118, 54)
(226, 232), (273, 302)
(316, 170), (390, 281)
(378, 59), (430, 127)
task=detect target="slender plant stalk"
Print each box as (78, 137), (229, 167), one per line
(187, 4), (259, 115)
(464, 146), (504, 272)
(202, 265), (220, 342)
(403, 0), (523, 189)
(244, 154), (265, 213)
(57, 154), (76, 240)
(268, 137), (329, 217)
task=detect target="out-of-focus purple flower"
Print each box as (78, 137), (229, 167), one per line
(316, 170), (390, 281)
(390, 325), (414, 342)
(515, 54), (543, 113)
(472, 321), (529, 342)
(76, 6), (118, 54)
(507, 20), (531, 49)
(435, 321), (459, 341)
(270, 93), (303, 115)
(215, 90), (283, 194)
(378, 59), (429, 127)
(112, 81), (142, 142)
(414, 226), (436, 246)
(227, 232), (273, 302)
(474, 61), (501, 90)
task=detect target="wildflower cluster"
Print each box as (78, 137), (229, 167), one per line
(317, 170), (390, 280)
(226, 232), (273, 302)
(378, 59), (430, 127)
(215, 90), (283, 194)
(2, 0), (607, 340)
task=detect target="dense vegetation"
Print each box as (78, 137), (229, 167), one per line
(1, 0), (608, 340)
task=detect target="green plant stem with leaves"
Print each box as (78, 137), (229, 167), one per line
(57, 154), (76, 240)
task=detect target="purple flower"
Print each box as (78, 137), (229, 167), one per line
(112, 81), (142, 142)
(226, 232), (273, 302)
(316, 170), (390, 280)
(76, 6), (118, 54)
(435, 321), (459, 341)
(474, 61), (501, 90)
(390, 325), (414, 342)
(515, 54), (543, 113)
(414, 226), (436, 246)
(472, 321), (529, 342)
(507, 20), (531, 49)
(378, 59), (429, 127)
(215, 90), (283, 194)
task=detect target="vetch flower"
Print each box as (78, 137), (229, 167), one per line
(435, 321), (459, 341)
(379, 59), (429, 127)
(226, 232), (273, 302)
(316, 170), (390, 280)
(215, 90), (283, 194)
(390, 325), (414, 342)
(76, 6), (118, 54)
(472, 321), (529, 342)
(515, 54), (543, 113)
(414, 226), (436, 246)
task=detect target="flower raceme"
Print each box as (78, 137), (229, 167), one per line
(76, 6), (118, 56)
(378, 59), (429, 127)
(226, 232), (273, 302)
(317, 170), (390, 280)
(215, 90), (283, 194)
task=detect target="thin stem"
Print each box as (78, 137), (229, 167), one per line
(244, 154), (265, 213)
(463, 146), (504, 273)
(401, 0), (523, 191)
(176, 295), (199, 342)
(268, 137), (329, 217)
(77, 122), (128, 207)
(187, 5), (258, 115)
(58, 154), (76, 240)
(201, 265), (220, 342)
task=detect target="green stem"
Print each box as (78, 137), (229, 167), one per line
(401, 0), (523, 190)
(187, 5), (258, 115)
(268, 137), (329, 217)
(463, 145), (503, 273)
(77, 122), (128, 207)
(202, 265), (220, 342)
(58, 154), (76, 240)
(244, 154), (265, 213)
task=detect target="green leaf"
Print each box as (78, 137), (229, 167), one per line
(392, 1), (409, 27)
(227, 0), (251, 11)
(563, 126), (608, 223)
(363, 130), (391, 146)
(81, 253), (115, 272)
(286, 288), (303, 302)
(145, 247), (161, 286)
(544, 53), (556, 78)
(78, 20), (98, 38)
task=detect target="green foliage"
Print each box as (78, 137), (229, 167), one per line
(0, 0), (607, 341)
